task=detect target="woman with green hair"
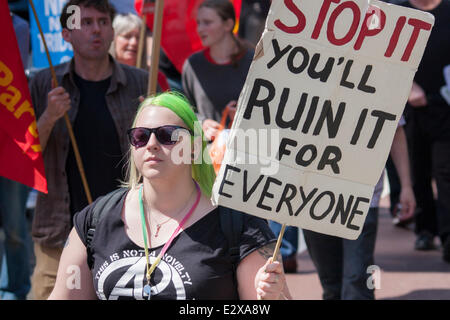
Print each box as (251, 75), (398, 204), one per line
(49, 92), (290, 300)
(123, 92), (216, 197)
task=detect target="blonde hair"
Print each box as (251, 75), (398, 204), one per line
(122, 92), (216, 197)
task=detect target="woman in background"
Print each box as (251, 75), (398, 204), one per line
(111, 13), (170, 91)
(182, 0), (253, 141)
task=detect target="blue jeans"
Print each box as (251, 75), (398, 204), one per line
(0, 178), (31, 300)
(303, 207), (379, 300)
(268, 221), (298, 259)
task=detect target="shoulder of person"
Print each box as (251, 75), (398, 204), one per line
(73, 188), (129, 242)
(187, 50), (208, 66)
(30, 62), (62, 82)
(29, 61), (71, 93)
(242, 48), (255, 63)
(217, 205), (269, 225)
(216, 206), (277, 254)
(181, 53), (201, 78)
(245, 48), (255, 57)
(118, 63), (149, 80)
(115, 62), (149, 94)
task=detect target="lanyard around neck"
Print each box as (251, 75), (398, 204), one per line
(139, 182), (201, 284)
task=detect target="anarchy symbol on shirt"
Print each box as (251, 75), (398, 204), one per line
(96, 256), (187, 300)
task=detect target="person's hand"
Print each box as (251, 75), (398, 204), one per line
(202, 119), (221, 141)
(398, 186), (416, 222)
(255, 258), (285, 300)
(408, 82), (427, 107)
(44, 86), (71, 123)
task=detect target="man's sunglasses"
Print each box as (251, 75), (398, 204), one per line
(127, 125), (192, 148)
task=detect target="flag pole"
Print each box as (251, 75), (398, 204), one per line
(136, 1), (148, 69)
(147, 0), (164, 95)
(28, 0), (93, 204)
(272, 223), (286, 262)
(257, 223), (286, 300)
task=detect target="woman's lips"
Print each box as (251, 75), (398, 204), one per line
(145, 156), (162, 164)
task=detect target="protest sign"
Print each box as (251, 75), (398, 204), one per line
(212, 0), (434, 240)
(29, 0), (73, 68)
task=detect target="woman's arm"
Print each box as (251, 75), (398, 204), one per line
(47, 228), (98, 300)
(236, 242), (292, 300)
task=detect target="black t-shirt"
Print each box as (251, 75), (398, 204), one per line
(73, 191), (276, 300)
(66, 73), (124, 221)
(399, 0), (450, 105)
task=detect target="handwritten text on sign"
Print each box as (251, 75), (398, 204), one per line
(212, 0), (434, 240)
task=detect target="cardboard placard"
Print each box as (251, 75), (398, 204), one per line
(212, 0), (434, 240)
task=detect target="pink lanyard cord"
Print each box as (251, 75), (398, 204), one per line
(159, 181), (201, 255)
(140, 181), (201, 280)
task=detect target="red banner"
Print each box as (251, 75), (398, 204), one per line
(0, 3), (47, 193)
(135, 0), (242, 73)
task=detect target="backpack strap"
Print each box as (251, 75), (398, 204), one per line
(86, 188), (128, 269)
(218, 206), (244, 285)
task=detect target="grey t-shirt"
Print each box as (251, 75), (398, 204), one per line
(182, 49), (253, 123)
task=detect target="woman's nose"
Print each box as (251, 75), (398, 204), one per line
(129, 35), (138, 46)
(146, 131), (160, 150)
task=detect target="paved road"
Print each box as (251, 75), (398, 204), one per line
(286, 198), (450, 300)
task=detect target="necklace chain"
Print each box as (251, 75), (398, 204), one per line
(143, 187), (196, 238)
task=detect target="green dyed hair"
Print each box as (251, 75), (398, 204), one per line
(124, 91), (216, 197)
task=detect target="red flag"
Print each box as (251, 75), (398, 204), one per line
(0, 3), (47, 193)
(135, 0), (242, 73)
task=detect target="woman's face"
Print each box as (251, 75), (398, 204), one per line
(132, 106), (192, 182)
(196, 7), (234, 48)
(114, 27), (140, 66)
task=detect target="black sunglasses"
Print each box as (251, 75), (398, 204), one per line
(127, 125), (192, 147)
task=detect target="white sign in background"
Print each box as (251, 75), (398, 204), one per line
(212, 0), (434, 240)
